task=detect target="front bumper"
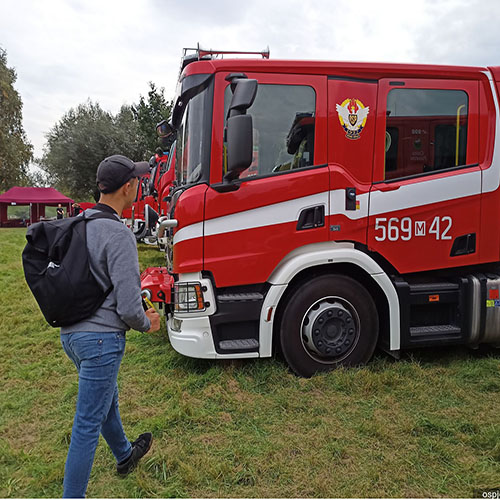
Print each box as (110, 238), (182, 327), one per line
(167, 314), (217, 358)
(144, 270), (260, 359)
(167, 313), (259, 359)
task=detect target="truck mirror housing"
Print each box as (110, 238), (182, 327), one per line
(227, 114), (253, 174)
(156, 120), (174, 138)
(225, 78), (258, 178)
(227, 79), (258, 118)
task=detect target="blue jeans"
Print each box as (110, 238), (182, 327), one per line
(60, 332), (132, 498)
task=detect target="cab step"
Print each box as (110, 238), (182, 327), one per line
(409, 324), (462, 337)
(218, 339), (259, 351)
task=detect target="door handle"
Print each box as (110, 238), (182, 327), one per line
(297, 205), (325, 231)
(345, 187), (357, 210)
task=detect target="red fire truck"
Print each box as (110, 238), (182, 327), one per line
(154, 139), (176, 250)
(123, 150), (172, 244)
(141, 47), (500, 377)
(156, 142), (176, 218)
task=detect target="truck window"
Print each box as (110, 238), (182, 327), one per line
(385, 88), (468, 180)
(176, 84), (212, 186)
(224, 84), (316, 178)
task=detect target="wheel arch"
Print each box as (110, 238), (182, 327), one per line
(258, 242), (400, 357)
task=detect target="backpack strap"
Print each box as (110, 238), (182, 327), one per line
(79, 210), (122, 300)
(82, 210), (123, 223)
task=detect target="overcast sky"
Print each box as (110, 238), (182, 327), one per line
(2, 0), (500, 161)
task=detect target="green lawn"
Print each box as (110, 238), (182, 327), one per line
(1, 227), (500, 498)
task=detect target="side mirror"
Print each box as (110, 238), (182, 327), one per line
(227, 114), (253, 175)
(156, 120), (174, 138)
(146, 205), (159, 230)
(225, 79), (258, 179)
(227, 79), (258, 118)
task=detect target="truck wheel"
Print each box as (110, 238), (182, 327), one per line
(279, 274), (378, 377)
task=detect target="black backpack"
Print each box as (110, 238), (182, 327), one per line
(22, 211), (121, 327)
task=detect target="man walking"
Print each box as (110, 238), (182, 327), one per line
(59, 155), (160, 498)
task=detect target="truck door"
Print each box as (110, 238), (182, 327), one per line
(203, 72), (328, 288)
(327, 77), (378, 244)
(367, 78), (480, 274)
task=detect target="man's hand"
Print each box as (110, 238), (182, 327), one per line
(145, 308), (160, 333)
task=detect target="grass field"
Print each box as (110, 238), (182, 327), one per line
(2, 227), (500, 498)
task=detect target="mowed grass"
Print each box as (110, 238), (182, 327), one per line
(2, 227), (500, 498)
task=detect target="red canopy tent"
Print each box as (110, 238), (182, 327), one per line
(0, 187), (73, 227)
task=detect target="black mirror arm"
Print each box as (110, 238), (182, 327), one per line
(223, 170), (240, 183)
(211, 179), (241, 193)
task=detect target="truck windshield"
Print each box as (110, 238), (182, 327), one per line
(175, 84), (213, 186)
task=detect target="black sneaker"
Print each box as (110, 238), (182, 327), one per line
(117, 432), (153, 476)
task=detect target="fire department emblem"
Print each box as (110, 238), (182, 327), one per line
(336, 98), (369, 140)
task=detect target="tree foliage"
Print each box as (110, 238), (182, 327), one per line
(131, 82), (173, 155)
(40, 83), (172, 200)
(0, 47), (33, 191)
(40, 101), (138, 199)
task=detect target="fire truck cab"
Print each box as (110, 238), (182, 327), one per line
(143, 48), (500, 376)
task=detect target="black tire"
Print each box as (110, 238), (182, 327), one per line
(279, 274), (379, 377)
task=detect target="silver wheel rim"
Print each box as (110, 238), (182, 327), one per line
(300, 295), (361, 364)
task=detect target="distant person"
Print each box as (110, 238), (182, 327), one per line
(56, 204), (64, 219)
(59, 154), (159, 498)
(72, 202), (81, 217)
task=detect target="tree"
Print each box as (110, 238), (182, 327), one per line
(40, 83), (173, 200)
(114, 104), (145, 160)
(40, 101), (143, 200)
(26, 167), (51, 188)
(131, 82), (173, 155)
(0, 47), (33, 191)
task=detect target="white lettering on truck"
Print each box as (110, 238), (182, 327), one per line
(374, 216), (452, 242)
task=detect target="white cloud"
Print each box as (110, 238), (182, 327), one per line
(412, 0), (500, 65)
(1, 0), (499, 160)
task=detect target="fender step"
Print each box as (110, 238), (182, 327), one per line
(218, 339), (259, 351)
(410, 324), (462, 337)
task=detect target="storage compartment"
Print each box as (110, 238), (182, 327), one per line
(476, 273), (500, 344)
(394, 278), (469, 348)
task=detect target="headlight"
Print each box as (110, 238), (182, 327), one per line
(174, 282), (205, 312)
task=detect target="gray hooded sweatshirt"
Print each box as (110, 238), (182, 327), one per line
(60, 207), (151, 334)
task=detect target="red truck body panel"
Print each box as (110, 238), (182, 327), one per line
(168, 59), (498, 286)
